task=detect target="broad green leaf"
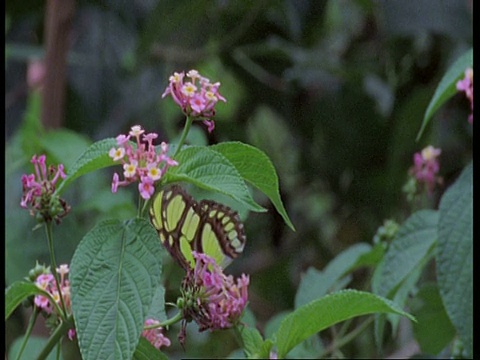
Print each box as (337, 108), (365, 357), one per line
(56, 138), (117, 194)
(5, 281), (48, 320)
(410, 284), (456, 355)
(70, 218), (164, 360)
(416, 48), (473, 141)
(437, 162), (472, 357)
(211, 142), (295, 231)
(146, 286), (167, 323)
(295, 243), (372, 308)
(39, 129), (91, 170)
(165, 146), (265, 212)
(274, 289), (415, 358)
(133, 337), (168, 360)
(373, 210), (438, 298)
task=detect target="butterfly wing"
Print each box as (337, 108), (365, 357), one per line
(149, 185), (246, 270)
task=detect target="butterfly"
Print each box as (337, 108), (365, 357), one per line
(149, 185), (246, 270)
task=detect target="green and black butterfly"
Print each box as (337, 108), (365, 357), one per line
(149, 185), (246, 270)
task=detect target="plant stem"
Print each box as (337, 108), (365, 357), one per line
(45, 221), (67, 319)
(15, 307), (39, 360)
(322, 317), (374, 357)
(36, 315), (73, 360)
(144, 311), (184, 330)
(173, 116), (193, 157)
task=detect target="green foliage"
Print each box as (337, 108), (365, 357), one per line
(165, 145), (266, 213)
(55, 138), (117, 194)
(133, 338), (169, 360)
(410, 284), (456, 355)
(417, 48), (473, 141)
(436, 162), (473, 357)
(5, 281), (48, 320)
(273, 290), (415, 358)
(70, 219), (164, 360)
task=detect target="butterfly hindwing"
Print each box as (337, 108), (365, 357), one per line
(149, 185), (246, 270)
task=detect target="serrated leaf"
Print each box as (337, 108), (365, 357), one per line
(416, 48), (473, 141)
(165, 146), (265, 212)
(437, 162), (473, 357)
(5, 281), (47, 320)
(211, 142), (295, 231)
(56, 138), (117, 195)
(274, 289), (415, 358)
(373, 210), (438, 298)
(295, 243), (372, 308)
(133, 337), (168, 360)
(410, 284), (456, 355)
(70, 218), (163, 360)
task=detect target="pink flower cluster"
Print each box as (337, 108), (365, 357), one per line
(183, 251), (249, 332)
(109, 125), (178, 200)
(21, 154), (69, 223)
(34, 264), (71, 315)
(162, 69), (226, 133)
(456, 68), (473, 124)
(410, 145), (442, 194)
(142, 319), (171, 349)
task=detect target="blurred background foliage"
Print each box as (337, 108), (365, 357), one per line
(5, 0), (472, 358)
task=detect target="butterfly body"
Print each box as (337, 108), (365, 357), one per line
(149, 185), (246, 270)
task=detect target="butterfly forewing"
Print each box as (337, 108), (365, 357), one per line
(149, 185), (246, 271)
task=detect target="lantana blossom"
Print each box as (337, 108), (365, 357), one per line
(109, 126), (178, 200)
(20, 154), (70, 224)
(409, 145), (442, 195)
(162, 69), (226, 133)
(179, 251), (249, 342)
(456, 68), (473, 124)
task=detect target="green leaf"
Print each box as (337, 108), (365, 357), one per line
(55, 138), (117, 194)
(70, 218), (164, 360)
(146, 286), (167, 323)
(437, 162), (472, 357)
(416, 48), (473, 141)
(264, 311), (324, 359)
(373, 210), (438, 298)
(211, 142), (295, 231)
(133, 337), (169, 360)
(274, 289), (415, 358)
(5, 281), (47, 320)
(410, 283), (456, 355)
(165, 146), (265, 212)
(295, 243), (372, 308)
(238, 324), (265, 358)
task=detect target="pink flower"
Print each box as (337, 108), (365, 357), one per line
(181, 252), (249, 333)
(409, 145), (442, 194)
(142, 319), (171, 349)
(109, 126), (178, 199)
(162, 70), (226, 132)
(138, 177), (155, 200)
(34, 265), (72, 317)
(456, 68), (473, 124)
(20, 154), (70, 223)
